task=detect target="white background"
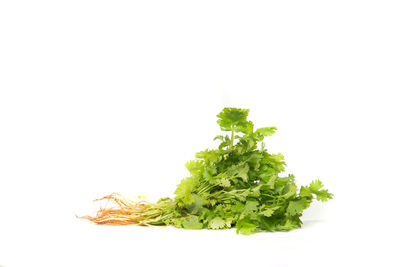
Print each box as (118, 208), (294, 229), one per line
(1, 1), (399, 266)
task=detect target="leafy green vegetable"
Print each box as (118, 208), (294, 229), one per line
(83, 107), (333, 234)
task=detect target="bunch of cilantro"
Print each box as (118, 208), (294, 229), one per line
(84, 107), (333, 234)
(144, 108), (333, 234)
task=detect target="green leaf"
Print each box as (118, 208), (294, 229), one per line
(231, 202), (245, 213)
(266, 153), (286, 172)
(299, 186), (312, 198)
(217, 107), (252, 134)
(185, 194), (203, 215)
(195, 149), (219, 164)
(260, 206), (280, 217)
(310, 180), (324, 191)
(236, 219), (257, 235)
(275, 218), (301, 231)
(308, 180), (334, 201)
(266, 174), (277, 189)
(243, 200), (259, 214)
(259, 167), (278, 183)
(286, 198), (310, 216)
(182, 215), (203, 230)
(213, 135), (224, 141)
(246, 153), (263, 170)
(281, 184), (297, 199)
(185, 160), (204, 176)
(208, 217), (227, 229)
(255, 126), (277, 136)
(226, 162), (249, 182)
(255, 127), (277, 140)
(217, 177), (231, 187)
(314, 189), (334, 202)
(174, 177), (195, 206)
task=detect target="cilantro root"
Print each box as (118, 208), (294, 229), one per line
(80, 193), (175, 226)
(81, 108), (333, 234)
(80, 193), (148, 225)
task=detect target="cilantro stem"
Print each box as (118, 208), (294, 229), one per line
(262, 193), (277, 198)
(197, 183), (215, 194)
(230, 130), (234, 149)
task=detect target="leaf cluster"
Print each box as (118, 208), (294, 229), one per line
(158, 108), (333, 234)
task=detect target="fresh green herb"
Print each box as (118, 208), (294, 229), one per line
(82, 107), (333, 234)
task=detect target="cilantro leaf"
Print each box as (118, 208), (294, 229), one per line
(310, 180), (324, 191)
(254, 126), (277, 141)
(314, 189), (334, 202)
(260, 206), (280, 217)
(287, 198), (310, 216)
(236, 219), (257, 235)
(217, 107), (253, 134)
(208, 217), (227, 229)
(182, 215), (203, 230)
(174, 177), (196, 206)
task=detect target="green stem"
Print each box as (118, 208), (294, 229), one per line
(261, 193), (277, 198)
(197, 183), (214, 194)
(230, 130), (234, 150)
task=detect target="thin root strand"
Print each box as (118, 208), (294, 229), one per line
(79, 193), (148, 225)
